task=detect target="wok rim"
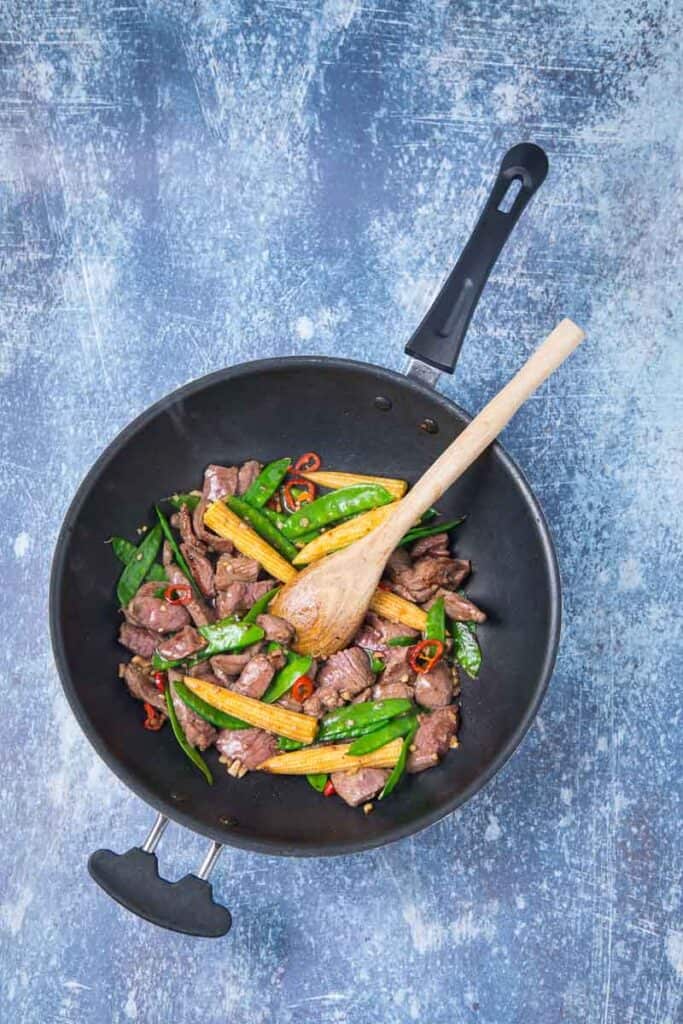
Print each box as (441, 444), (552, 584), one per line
(49, 355), (562, 857)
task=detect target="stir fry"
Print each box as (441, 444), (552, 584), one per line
(113, 454), (486, 809)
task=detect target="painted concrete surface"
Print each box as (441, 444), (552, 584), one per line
(1, 2), (681, 1021)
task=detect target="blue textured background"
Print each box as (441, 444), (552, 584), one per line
(1, 2), (681, 1021)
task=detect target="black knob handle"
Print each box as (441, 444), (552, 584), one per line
(405, 143), (548, 374)
(88, 847), (232, 938)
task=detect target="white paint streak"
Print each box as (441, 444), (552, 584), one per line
(0, 885), (33, 937)
(665, 930), (683, 978)
(484, 814), (502, 841)
(402, 902), (446, 953)
(13, 531), (31, 558)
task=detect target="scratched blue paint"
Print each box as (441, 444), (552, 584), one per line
(0, 1), (681, 1022)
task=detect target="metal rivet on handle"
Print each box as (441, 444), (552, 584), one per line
(374, 396), (392, 411)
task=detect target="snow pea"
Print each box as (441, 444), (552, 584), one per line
(243, 585), (280, 623)
(380, 720), (418, 799)
(226, 496), (298, 561)
(152, 618), (264, 670)
(399, 516), (466, 547)
(281, 484), (394, 539)
(425, 596), (446, 642)
(306, 773), (328, 792)
(243, 457), (291, 508)
(155, 505), (202, 598)
(165, 684), (213, 784)
(173, 678), (249, 730)
(347, 712), (417, 756)
(318, 698), (413, 740)
(452, 620), (481, 678)
(261, 506), (290, 532)
(167, 493), (200, 511)
(116, 524), (163, 607)
(199, 618), (265, 655)
(262, 652), (313, 704)
(277, 736), (305, 751)
(386, 635), (417, 648)
(111, 536), (166, 584)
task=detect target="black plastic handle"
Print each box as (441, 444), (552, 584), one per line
(88, 847), (232, 938)
(404, 142), (548, 373)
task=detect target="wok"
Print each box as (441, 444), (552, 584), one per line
(50, 144), (559, 937)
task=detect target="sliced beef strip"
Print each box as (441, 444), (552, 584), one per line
(192, 464), (238, 553)
(166, 564), (215, 627)
(381, 647), (416, 688)
(410, 533), (451, 559)
(276, 693), (302, 712)
(215, 553), (260, 588)
(267, 644), (288, 670)
(388, 546), (472, 603)
(386, 547), (412, 576)
(355, 612), (419, 651)
(407, 706), (458, 773)
(355, 613), (417, 688)
(351, 686), (373, 703)
(162, 540), (173, 566)
(127, 581), (191, 633)
(181, 541), (215, 599)
(118, 622), (159, 659)
(244, 580), (276, 606)
(214, 578), (276, 619)
(157, 625), (207, 662)
(331, 768), (390, 807)
(236, 459), (261, 495)
(204, 463), (239, 503)
(256, 613), (294, 645)
(230, 654), (275, 699)
(427, 587), (487, 623)
(210, 643), (263, 682)
(169, 673), (217, 750)
(119, 659), (166, 712)
(215, 728), (277, 771)
(303, 647), (373, 717)
(388, 557), (450, 604)
(372, 681), (414, 701)
(215, 582), (245, 619)
(178, 502), (206, 552)
(414, 661), (453, 708)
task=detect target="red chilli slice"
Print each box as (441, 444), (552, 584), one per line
(283, 478), (315, 512)
(143, 702), (164, 731)
(408, 638), (445, 674)
(294, 452), (321, 473)
(323, 779), (336, 797)
(163, 583), (192, 606)
(291, 675), (314, 704)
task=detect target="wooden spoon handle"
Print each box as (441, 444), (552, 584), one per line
(375, 318), (586, 549)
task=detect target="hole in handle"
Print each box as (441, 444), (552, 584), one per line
(497, 177), (523, 214)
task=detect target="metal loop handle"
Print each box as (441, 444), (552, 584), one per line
(88, 814), (231, 938)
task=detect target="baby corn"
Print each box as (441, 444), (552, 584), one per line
(204, 500), (297, 583)
(300, 470), (407, 500)
(292, 504), (395, 565)
(369, 590), (427, 631)
(183, 676), (317, 743)
(257, 737), (403, 774)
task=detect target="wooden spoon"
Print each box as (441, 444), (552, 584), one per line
(272, 318), (585, 656)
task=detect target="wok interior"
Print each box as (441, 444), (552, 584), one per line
(53, 360), (558, 854)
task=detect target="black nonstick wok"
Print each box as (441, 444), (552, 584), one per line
(50, 144), (558, 937)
